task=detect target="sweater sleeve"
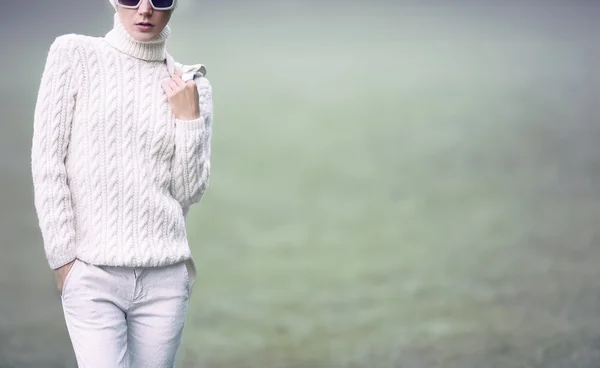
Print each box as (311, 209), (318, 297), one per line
(31, 36), (78, 270)
(170, 77), (213, 216)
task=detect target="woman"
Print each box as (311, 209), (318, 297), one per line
(30, 0), (213, 366)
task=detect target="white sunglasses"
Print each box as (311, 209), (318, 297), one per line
(117, 0), (176, 10)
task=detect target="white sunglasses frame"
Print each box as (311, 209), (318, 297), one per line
(116, 0), (176, 10)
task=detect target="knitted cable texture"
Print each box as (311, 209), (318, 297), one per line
(31, 14), (212, 270)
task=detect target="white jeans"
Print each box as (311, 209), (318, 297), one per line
(60, 259), (195, 368)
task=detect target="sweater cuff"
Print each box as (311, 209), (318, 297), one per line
(47, 250), (77, 270)
(174, 116), (206, 132)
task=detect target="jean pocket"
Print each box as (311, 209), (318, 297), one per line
(183, 259), (196, 296)
(60, 259), (80, 298)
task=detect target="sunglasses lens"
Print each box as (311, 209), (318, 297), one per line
(117, 0), (141, 6)
(117, 0), (174, 9)
(151, 0), (174, 8)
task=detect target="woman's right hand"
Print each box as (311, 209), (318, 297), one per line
(55, 260), (75, 293)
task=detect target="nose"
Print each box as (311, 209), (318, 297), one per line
(137, 0), (153, 15)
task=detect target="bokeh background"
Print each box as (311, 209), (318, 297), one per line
(1, 1), (600, 367)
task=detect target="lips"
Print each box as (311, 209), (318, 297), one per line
(135, 22), (154, 32)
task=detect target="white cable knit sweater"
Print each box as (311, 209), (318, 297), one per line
(31, 14), (213, 270)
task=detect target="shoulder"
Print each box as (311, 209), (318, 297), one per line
(176, 61), (213, 97)
(49, 34), (82, 51)
(174, 60), (211, 83)
(48, 33), (101, 56)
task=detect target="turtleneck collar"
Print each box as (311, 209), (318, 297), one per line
(104, 13), (170, 61)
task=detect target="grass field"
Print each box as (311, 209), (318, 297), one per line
(1, 2), (600, 367)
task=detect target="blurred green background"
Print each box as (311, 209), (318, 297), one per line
(1, 1), (600, 367)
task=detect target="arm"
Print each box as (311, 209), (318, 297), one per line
(169, 77), (213, 216)
(31, 36), (78, 270)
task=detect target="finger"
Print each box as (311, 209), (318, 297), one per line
(172, 74), (186, 89)
(174, 67), (183, 77)
(161, 79), (173, 94)
(168, 80), (179, 91)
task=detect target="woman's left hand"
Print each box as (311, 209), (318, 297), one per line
(161, 68), (200, 121)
